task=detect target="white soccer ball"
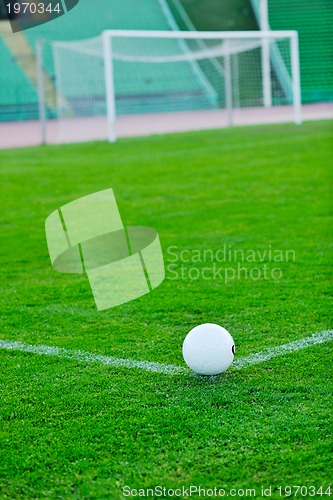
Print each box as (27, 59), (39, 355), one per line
(182, 323), (235, 375)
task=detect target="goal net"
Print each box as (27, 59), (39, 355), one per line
(40, 30), (301, 143)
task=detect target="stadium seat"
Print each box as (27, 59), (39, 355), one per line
(267, 0), (333, 102)
(0, 35), (38, 120)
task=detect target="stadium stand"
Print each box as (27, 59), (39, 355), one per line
(168, 0), (258, 32)
(251, 0), (333, 103)
(0, 32), (38, 120)
(0, 0), (332, 122)
(0, 0), (215, 120)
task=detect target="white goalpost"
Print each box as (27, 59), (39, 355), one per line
(38, 29), (301, 144)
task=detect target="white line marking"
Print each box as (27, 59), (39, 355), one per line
(232, 329), (333, 370)
(0, 340), (186, 375)
(0, 330), (332, 376)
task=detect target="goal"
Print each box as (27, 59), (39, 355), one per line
(37, 30), (301, 144)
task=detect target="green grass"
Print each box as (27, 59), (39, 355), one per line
(0, 121), (332, 499)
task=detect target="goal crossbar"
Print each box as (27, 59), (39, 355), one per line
(102, 29), (298, 40)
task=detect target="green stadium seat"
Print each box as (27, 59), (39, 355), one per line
(268, 0), (333, 102)
(0, 36), (38, 120)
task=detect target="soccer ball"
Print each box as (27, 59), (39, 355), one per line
(182, 323), (235, 375)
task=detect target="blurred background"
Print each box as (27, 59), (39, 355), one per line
(0, 0), (332, 144)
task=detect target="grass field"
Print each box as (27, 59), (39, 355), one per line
(0, 121), (332, 499)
